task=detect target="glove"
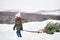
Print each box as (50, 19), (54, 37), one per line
(13, 27), (15, 30)
(13, 28), (15, 30)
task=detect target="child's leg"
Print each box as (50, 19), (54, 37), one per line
(16, 30), (22, 37)
(19, 30), (22, 37)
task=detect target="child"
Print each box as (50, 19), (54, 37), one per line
(13, 12), (23, 37)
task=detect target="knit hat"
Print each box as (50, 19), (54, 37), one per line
(15, 12), (21, 18)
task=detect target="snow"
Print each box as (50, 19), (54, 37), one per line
(40, 12), (60, 16)
(15, 12), (21, 17)
(0, 19), (60, 40)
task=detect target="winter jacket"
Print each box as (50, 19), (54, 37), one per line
(13, 17), (23, 30)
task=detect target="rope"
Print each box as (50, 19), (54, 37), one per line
(22, 30), (42, 33)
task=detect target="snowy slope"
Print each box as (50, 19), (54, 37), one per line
(0, 19), (60, 40)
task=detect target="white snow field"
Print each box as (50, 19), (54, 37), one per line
(0, 19), (60, 40)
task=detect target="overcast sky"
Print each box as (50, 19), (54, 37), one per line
(0, 0), (60, 12)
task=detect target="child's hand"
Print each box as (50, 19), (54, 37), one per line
(13, 27), (15, 30)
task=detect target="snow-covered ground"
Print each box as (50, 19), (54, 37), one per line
(0, 19), (60, 40)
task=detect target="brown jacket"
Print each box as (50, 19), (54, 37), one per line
(13, 17), (23, 30)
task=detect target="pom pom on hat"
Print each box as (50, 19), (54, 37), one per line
(15, 12), (21, 18)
